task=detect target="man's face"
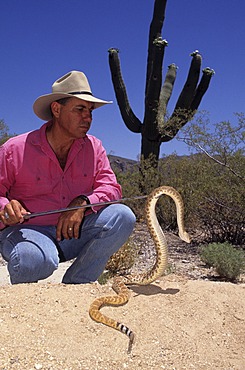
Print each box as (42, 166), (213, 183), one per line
(52, 97), (95, 139)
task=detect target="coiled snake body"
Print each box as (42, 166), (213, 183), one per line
(89, 186), (191, 353)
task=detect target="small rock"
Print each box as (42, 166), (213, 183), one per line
(34, 364), (43, 370)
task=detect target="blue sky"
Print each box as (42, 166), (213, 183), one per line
(1, 0), (244, 160)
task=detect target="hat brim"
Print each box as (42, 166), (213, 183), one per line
(33, 92), (112, 121)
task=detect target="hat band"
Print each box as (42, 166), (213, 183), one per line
(68, 91), (93, 96)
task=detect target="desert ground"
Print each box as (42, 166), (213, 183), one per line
(0, 227), (244, 370)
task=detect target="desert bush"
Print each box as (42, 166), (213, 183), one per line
(105, 239), (140, 275)
(0, 119), (15, 145)
(184, 154), (244, 245)
(98, 240), (140, 284)
(200, 242), (245, 281)
(178, 113), (245, 244)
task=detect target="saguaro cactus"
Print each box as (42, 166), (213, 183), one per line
(108, 0), (214, 161)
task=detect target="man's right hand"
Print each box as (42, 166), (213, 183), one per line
(0, 200), (29, 226)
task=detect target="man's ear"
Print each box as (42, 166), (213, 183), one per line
(50, 101), (61, 118)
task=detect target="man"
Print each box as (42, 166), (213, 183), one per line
(0, 70), (136, 284)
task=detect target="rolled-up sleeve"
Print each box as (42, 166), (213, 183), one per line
(0, 145), (13, 206)
(86, 137), (122, 209)
(0, 146), (12, 228)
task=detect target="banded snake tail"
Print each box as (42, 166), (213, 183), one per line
(89, 186), (191, 353)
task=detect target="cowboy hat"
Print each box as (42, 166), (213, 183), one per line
(33, 70), (112, 120)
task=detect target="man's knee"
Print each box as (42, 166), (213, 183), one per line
(8, 243), (59, 284)
(106, 204), (136, 230)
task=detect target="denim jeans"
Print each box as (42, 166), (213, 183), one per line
(0, 204), (136, 284)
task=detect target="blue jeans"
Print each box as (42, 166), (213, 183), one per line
(0, 204), (136, 284)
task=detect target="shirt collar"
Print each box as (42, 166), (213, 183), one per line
(30, 121), (87, 148)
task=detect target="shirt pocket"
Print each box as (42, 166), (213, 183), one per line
(10, 178), (54, 199)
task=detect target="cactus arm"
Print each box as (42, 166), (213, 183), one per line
(160, 63), (215, 142)
(157, 63), (178, 128)
(173, 50), (202, 111)
(159, 51), (202, 140)
(108, 48), (142, 133)
(190, 67), (215, 111)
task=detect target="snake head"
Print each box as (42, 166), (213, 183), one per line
(179, 231), (191, 243)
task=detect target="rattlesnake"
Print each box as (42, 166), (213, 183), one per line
(89, 186), (191, 353)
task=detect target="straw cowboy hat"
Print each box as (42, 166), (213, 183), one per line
(33, 70), (112, 120)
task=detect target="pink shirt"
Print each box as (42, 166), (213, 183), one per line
(0, 122), (122, 228)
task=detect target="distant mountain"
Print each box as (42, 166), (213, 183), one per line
(108, 154), (138, 173)
(108, 153), (191, 173)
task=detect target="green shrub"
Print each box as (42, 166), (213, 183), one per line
(98, 239), (140, 284)
(200, 242), (221, 268)
(105, 240), (140, 275)
(200, 242), (245, 281)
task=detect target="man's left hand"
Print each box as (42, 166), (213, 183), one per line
(56, 197), (87, 240)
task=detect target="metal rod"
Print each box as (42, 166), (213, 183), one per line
(23, 195), (147, 220)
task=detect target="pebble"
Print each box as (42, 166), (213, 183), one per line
(34, 364), (43, 370)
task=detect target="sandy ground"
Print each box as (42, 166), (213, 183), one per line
(0, 262), (244, 370)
